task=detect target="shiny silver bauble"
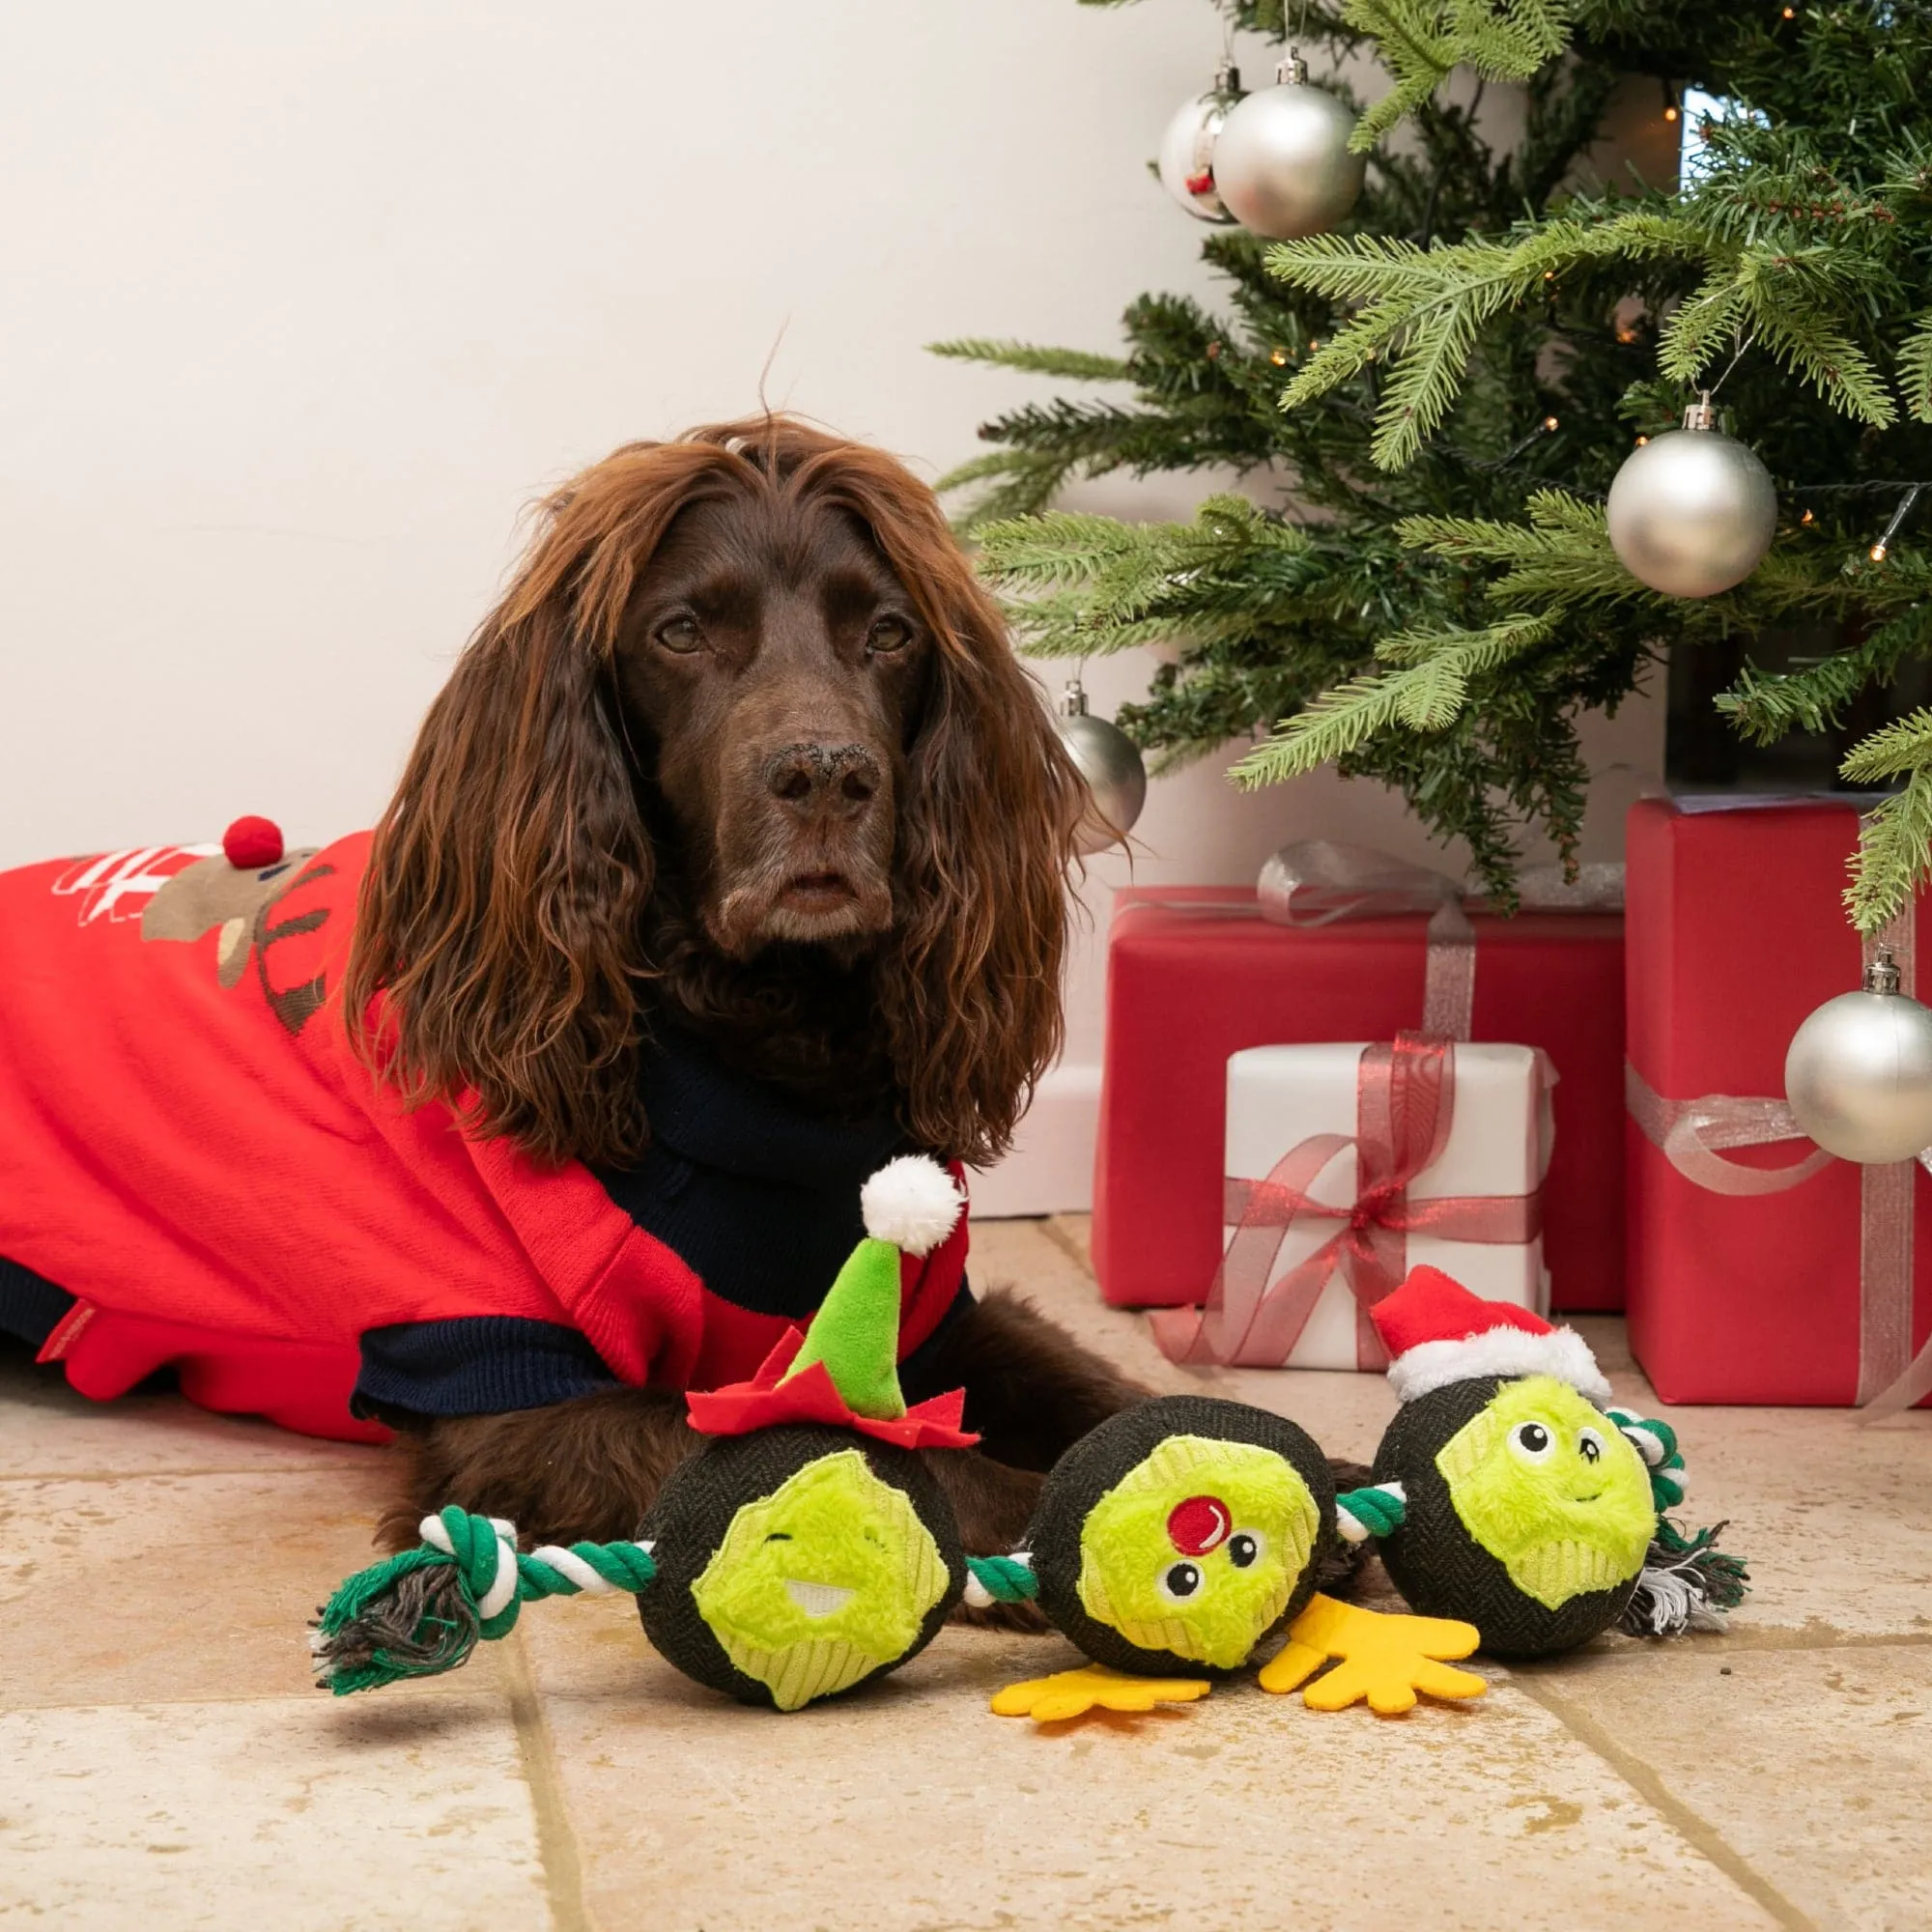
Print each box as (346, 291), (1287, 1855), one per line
(1209, 54), (1365, 241)
(1784, 952), (1932, 1163)
(1156, 64), (1242, 223)
(1056, 683), (1148, 854)
(1605, 397), (1777, 598)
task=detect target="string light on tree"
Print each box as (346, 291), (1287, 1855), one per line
(1605, 392), (1777, 597)
(1054, 676), (1148, 854)
(1866, 483), (1922, 564)
(1785, 950), (1932, 1163)
(1156, 59), (1244, 223)
(1210, 49), (1365, 240)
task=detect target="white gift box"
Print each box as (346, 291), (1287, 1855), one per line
(1221, 1040), (1553, 1371)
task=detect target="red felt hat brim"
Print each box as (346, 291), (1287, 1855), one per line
(684, 1329), (980, 1451)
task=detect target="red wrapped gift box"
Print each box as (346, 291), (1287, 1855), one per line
(1092, 887), (1625, 1314)
(1626, 798), (1932, 1407)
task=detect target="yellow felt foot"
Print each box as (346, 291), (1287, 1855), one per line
(1258, 1594), (1486, 1715)
(990, 1664), (1212, 1723)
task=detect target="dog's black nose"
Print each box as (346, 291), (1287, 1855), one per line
(763, 743), (881, 819)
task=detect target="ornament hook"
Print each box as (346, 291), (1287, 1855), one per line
(1864, 948), (1902, 997)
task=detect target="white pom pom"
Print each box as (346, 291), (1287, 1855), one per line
(860, 1155), (965, 1256)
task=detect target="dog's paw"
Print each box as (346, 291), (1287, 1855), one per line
(950, 1592), (1050, 1634)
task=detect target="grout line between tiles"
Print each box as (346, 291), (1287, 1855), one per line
(0, 1687), (509, 1715)
(502, 1630), (595, 1932)
(1548, 1626), (1932, 1662)
(1511, 1674), (1820, 1932)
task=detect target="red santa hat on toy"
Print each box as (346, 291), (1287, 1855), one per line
(1370, 1264), (1612, 1407)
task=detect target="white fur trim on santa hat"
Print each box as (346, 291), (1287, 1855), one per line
(1388, 1324), (1612, 1407)
(861, 1155), (966, 1257)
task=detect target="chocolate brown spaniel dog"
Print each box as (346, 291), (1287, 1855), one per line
(0, 415), (1147, 1572)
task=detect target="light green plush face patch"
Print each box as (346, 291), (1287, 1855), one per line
(1075, 1435), (1317, 1669)
(1435, 1377), (1654, 1610)
(691, 1449), (948, 1711)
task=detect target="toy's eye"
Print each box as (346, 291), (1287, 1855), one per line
(1510, 1421), (1555, 1463)
(1159, 1561), (1202, 1601)
(1228, 1532), (1262, 1570)
(1577, 1428), (1605, 1464)
(763, 1531), (792, 1543)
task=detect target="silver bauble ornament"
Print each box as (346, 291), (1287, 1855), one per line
(1209, 51), (1365, 241)
(1056, 679), (1148, 855)
(1784, 949), (1932, 1163)
(1156, 60), (1243, 223)
(1605, 393), (1777, 598)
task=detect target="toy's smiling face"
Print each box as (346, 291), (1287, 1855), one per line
(691, 1448), (948, 1710)
(1074, 1435), (1318, 1669)
(1435, 1377), (1654, 1610)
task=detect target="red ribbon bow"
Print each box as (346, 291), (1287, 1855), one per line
(1151, 1033), (1544, 1369)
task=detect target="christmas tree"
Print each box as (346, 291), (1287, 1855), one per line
(933, 0), (1932, 926)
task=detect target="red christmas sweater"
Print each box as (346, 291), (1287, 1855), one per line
(0, 830), (969, 1442)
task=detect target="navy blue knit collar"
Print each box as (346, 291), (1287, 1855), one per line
(636, 1021), (907, 1188)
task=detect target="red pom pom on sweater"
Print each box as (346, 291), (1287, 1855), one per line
(222, 816), (284, 869)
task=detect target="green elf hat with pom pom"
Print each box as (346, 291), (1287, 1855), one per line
(683, 1154), (980, 1446)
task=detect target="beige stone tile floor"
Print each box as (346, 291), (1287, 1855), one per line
(2, 1215), (1928, 1931)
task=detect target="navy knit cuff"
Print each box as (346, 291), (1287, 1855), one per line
(0, 1256), (76, 1351)
(353, 1316), (619, 1419)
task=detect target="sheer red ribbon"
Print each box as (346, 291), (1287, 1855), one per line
(1150, 1033), (1545, 1369)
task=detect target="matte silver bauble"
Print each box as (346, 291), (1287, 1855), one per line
(1605, 395), (1777, 598)
(1784, 950), (1932, 1163)
(1156, 62), (1242, 223)
(1056, 680), (1148, 854)
(1209, 52), (1365, 241)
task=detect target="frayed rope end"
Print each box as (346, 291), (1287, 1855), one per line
(1617, 1518), (1749, 1639)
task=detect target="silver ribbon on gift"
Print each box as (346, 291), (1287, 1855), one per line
(1257, 840), (1625, 1041)
(1626, 906), (1932, 1419)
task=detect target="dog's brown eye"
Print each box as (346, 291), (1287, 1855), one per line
(866, 615), (912, 655)
(655, 615), (703, 654)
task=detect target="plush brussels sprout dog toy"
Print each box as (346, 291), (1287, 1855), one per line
(1337, 1265), (1747, 1659)
(971, 1393), (1493, 1722)
(312, 1156), (998, 1713)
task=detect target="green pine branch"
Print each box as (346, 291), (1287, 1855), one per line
(1894, 314), (1932, 423)
(1272, 213), (1712, 469)
(926, 339), (1132, 382)
(1231, 611), (1558, 779)
(1341, 0), (1573, 151)
(1846, 770), (1932, 934)
(1719, 603), (1932, 744)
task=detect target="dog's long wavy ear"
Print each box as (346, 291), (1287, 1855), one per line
(345, 442), (739, 1167)
(805, 445), (1087, 1168)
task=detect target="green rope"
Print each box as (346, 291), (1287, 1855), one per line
(1608, 1409), (1689, 1512)
(1335, 1485), (1406, 1538)
(965, 1554), (1039, 1603)
(312, 1507), (658, 1696)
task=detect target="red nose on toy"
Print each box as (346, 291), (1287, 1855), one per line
(222, 815), (285, 870)
(1166, 1494), (1232, 1556)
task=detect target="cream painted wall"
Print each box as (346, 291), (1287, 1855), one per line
(0, 2), (1664, 1208)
